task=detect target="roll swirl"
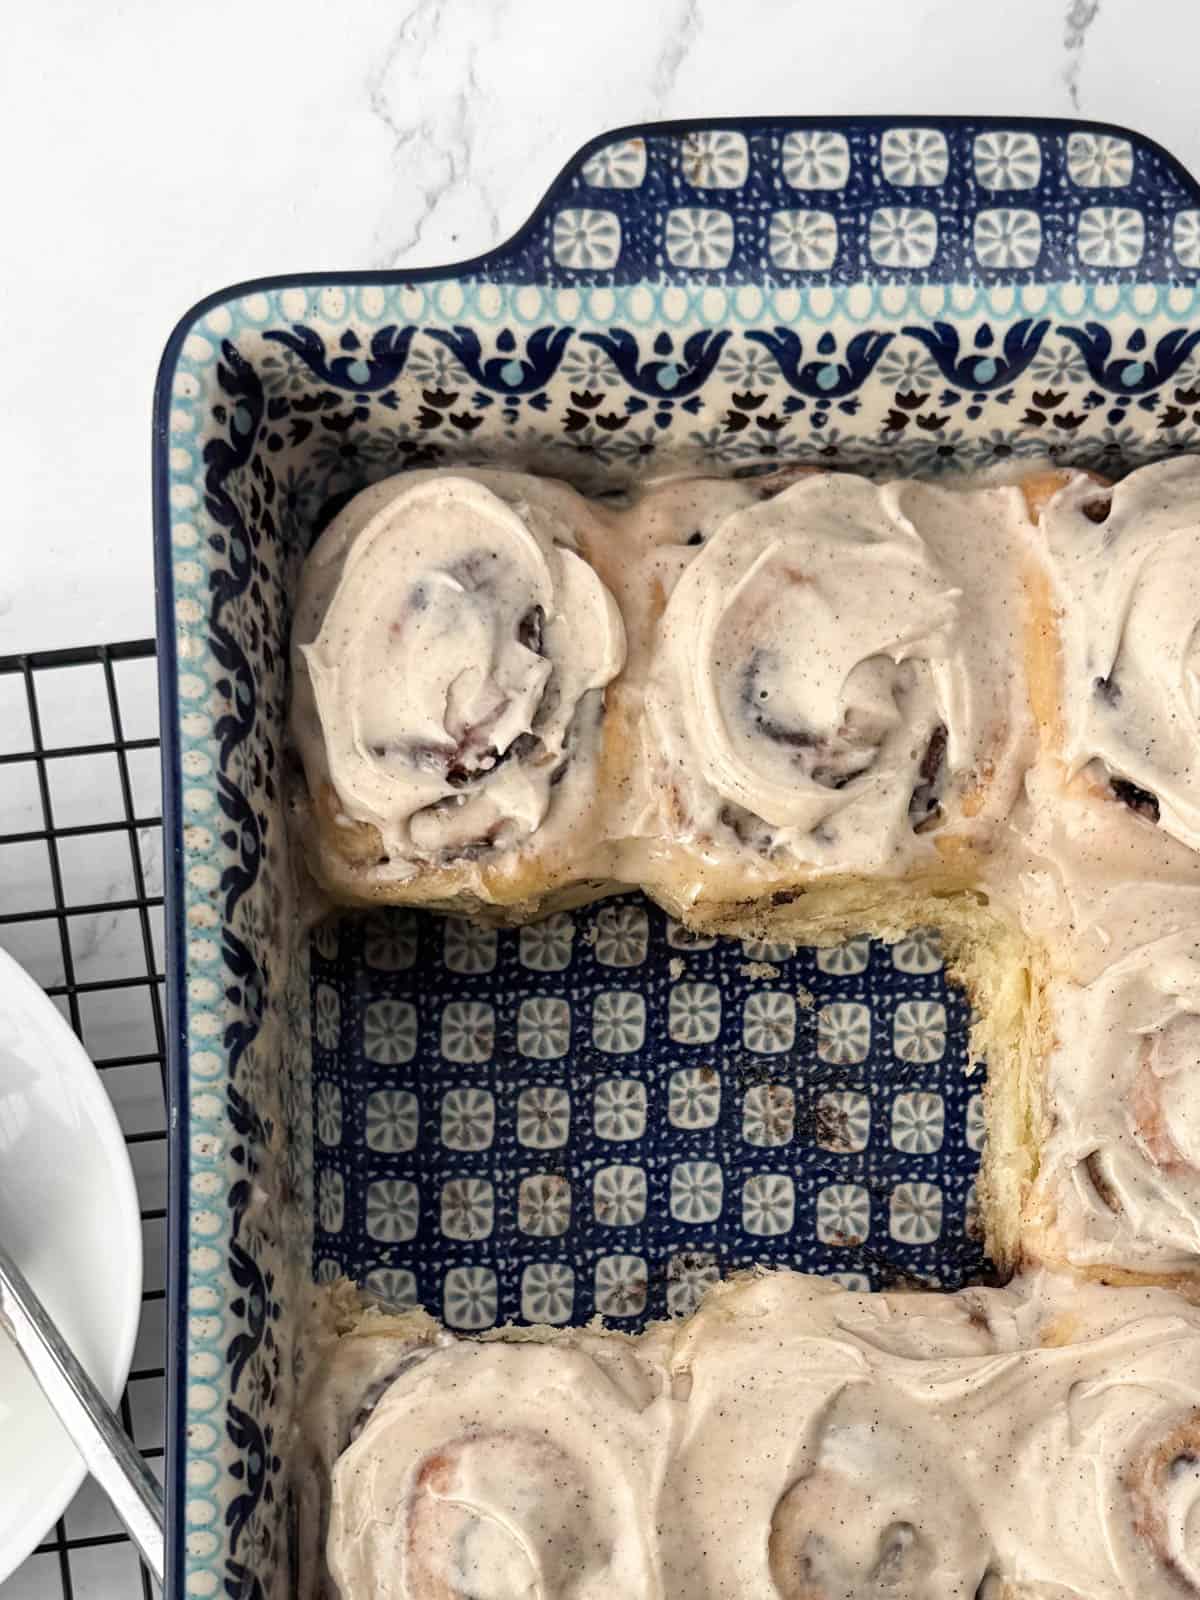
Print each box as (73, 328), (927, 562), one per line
(644, 473), (1031, 873)
(1028, 923), (1200, 1275)
(292, 471), (624, 878)
(1040, 457), (1200, 852)
(325, 1336), (667, 1600)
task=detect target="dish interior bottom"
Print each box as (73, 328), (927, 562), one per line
(307, 891), (987, 1330)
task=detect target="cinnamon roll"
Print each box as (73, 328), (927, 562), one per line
(307, 1270), (1200, 1600)
(639, 471), (1036, 921)
(1023, 902), (1200, 1281)
(1034, 457), (1200, 853)
(314, 1325), (670, 1600)
(290, 469), (626, 915)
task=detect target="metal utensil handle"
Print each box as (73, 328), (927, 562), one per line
(0, 1240), (164, 1583)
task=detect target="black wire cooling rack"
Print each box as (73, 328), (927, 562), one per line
(0, 639), (165, 1600)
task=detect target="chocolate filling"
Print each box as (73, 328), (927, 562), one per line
(1094, 675), (1121, 707)
(1081, 496), (1112, 525)
(1110, 776), (1160, 824)
(388, 602), (552, 789)
(1083, 1151), (1121, 1214)
(517, 603), (545, 655)
(909, 723), (949, 834)
(741, 651), (878, 791)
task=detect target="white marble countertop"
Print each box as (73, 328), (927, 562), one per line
(4, 0), (1197, 660)
(1, 0), (1197, 1593)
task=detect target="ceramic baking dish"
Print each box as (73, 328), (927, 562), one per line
(152, 116), (1200, 1599)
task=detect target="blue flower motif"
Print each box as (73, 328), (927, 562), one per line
(517, 996), (571, 1059)
(893, 1001), (946, 1063)
(439, 1003), (494, 1064)
(592, 904), (649, 967)
(440, 1178), (495, 1241)
(365, 1178), (418, 1243)
(314, 984), (340, 1050)
(816, 938), (870, 975)
(442, 917), (497, 974)
(742, 1173), (795, 1237)
(816, 1091), (870, 1153)
(669, 1067), (721, 1130)
(365, 1088), (419, 1154)
(363, 911), (418, 971)
(667, 1252), (720, 1316)
(669, 982), (722, 1044)
(443, 1266), (498, 1331)
(594, 1254), (647, 1317)
(315, 1081), (342, 1146)
(670, 1161), (723, 1224)
(516, 1085), (571, 1150)
(816, 1183), (870, 1246)
(889, 1182), (943, 1244)
(440, 1087), (495, 1152)
(891, 1091), (945, 1154)
(593, 1078), (647, 1142)
(592, 990), (646, 1053)
(743, 1083), (795, 1147)
(317, 1169), (345, 1233)
(518, 913), (576, 972)
(966, 1092), (987, 1152)
(364, 1267), (417, 1309)
(363, 999), (417, 1065)
(593, 1164), (647, 1228)
(520, 1262), (575, 1324)
(817, 1003), (871, 1064)
(742, 991), (796, 1054)
(518, 1175), (572, 1237)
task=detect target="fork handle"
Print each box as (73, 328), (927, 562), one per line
(0, 1240), (164, 1583)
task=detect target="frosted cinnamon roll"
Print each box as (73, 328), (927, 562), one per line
(306, 1270), (1200, 1600)
(1024, 913), (1200, 1280)
(315, 1326), (671, 1600)
(640, 472), (1035, 915)
(290, 469), (626, 914)
(665, 1271), (1200, 1600)
(1036, 456), (1200, 852)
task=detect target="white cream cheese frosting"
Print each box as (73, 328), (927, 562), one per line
(1040, 455), (1200, 853)
(289, 459), (1200, 1271)
(292, 472), (624, 874)
(1025, 894), (1200, 1274)
(643, 473), (1034, 872)
(310, 1271), (1200, 1600)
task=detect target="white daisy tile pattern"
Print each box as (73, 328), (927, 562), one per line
(545, 124), (1177, 284)
(311, 901), (981, 1327)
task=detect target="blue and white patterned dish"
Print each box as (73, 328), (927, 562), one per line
(153, 117), (1200, 1600)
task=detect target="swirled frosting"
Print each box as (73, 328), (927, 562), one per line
(1025, 893), (1200, 1274)
(1040, 456), (1200, 852)
(644, 473), (1033, 872)
(312, 1272), (1200, 1600)
(323, 1330), (672, 1600)
(292, 472), (624, 873)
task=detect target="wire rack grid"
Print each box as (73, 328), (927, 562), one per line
(0, 639), (166, 1600)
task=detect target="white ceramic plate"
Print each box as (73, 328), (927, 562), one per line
(0, 944), (142, 1583)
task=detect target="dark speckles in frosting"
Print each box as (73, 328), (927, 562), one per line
(644, 473), (1035, 872)
(1041, 456), (1200, 853)
(318, 1272), (1200, 1599)
(292, 473), (625, 872)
